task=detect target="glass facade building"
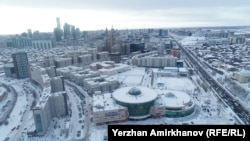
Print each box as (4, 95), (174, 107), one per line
(12, 52), (29, 79)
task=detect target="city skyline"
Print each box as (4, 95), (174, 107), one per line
(0, 0), (250, 35)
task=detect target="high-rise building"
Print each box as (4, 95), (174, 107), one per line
(56, 17), (61, 29)
(104, 26), (117, 52)
(110, 26), (116, 48)
(157, 43), (165, 56)
(12, 52), (29, 79)
(50, 76), (65, 93)
(54, 17), (63, 42)
(54, 28), (62, 42)
(63, 23), (71, 39)
(130, 43), (145, 53)
(32, 40), (56, 49)
(33, 91), (68, 135)
(6, 36), (32, 48)
(28, 29), (32, 38)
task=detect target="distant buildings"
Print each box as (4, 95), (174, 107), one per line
(229, 36), (245, 44)
(83, 76), (119, 95)
(54, 17), (63, 42)
(6, 36), (32, 48)
(104, 27), (117, 52)
(130, 43), (145, 53)
(32, 40), (55, 49)
(62, 22), (81, 44)
(55, 58), (72, 68)
(78, 54), (92, 66)
(28, 29), (33, 38)
(97, 51), (109, 62)
(43, 55), (55, 68)
(56, 17), (61, 29)
(4, 30), (56, 49)
(136, 56), (178, 68)
(89, 61), (130, 76)
(109, 52), (121, 63)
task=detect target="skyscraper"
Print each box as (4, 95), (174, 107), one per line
(12, 52), (29, 79)
(56, 17), (61, 29)
(63, 23), (71, 39)
(54, 17), (62, 42)
(28, 29), (32, 38)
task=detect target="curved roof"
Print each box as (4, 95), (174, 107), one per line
(160, 90), (191, 109)
(112, 86), (157, 104)
(128, 87), (142, 96)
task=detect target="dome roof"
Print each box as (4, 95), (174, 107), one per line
(112, 86), (158, 104)
(166, 92), (176, 98)
(128, 87), (141, 96)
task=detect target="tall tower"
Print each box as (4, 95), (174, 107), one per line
(105, 28), (109, 51)
(110, 26), (115, 47)
(12, 52), (29, 79)
(56, 17), (61, 29)
(27, 29), (32, 38)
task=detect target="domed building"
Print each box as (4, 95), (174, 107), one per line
(152, 90), (195, 118)
(112, 86), (158, 119)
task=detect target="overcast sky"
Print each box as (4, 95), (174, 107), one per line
(0, 0), (250, 34)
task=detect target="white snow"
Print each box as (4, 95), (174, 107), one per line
(109, 67), (145, 86)
(155, 90), (191, 108)
(156, 77), (196, 91)
(0, 83), (27, 141)
(181, 36), (205, 46)
(112, 86), (158, 104)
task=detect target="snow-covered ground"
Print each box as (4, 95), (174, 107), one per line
(179, 36), (205, 46)
(0, 81), (28, 141)
(156, 77), (196, 91)
(109, 67), (145, 86)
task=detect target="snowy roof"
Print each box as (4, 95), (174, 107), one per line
(156, 90), (191, 109)
(179, 68), (188, 72)
(112, 86), (158, 104)
(34, 87), (51, 109)
(93, 93), (126, 112)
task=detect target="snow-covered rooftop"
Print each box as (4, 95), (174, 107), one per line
(156, 90), (191, 108)
(92, 93), (126, 112)
(112, 86), (158, 104)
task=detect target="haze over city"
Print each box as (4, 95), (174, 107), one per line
(1, 0), (250, 34)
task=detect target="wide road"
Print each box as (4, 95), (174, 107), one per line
(66, 80), (91, 141)
(171, 35), (250, 124)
